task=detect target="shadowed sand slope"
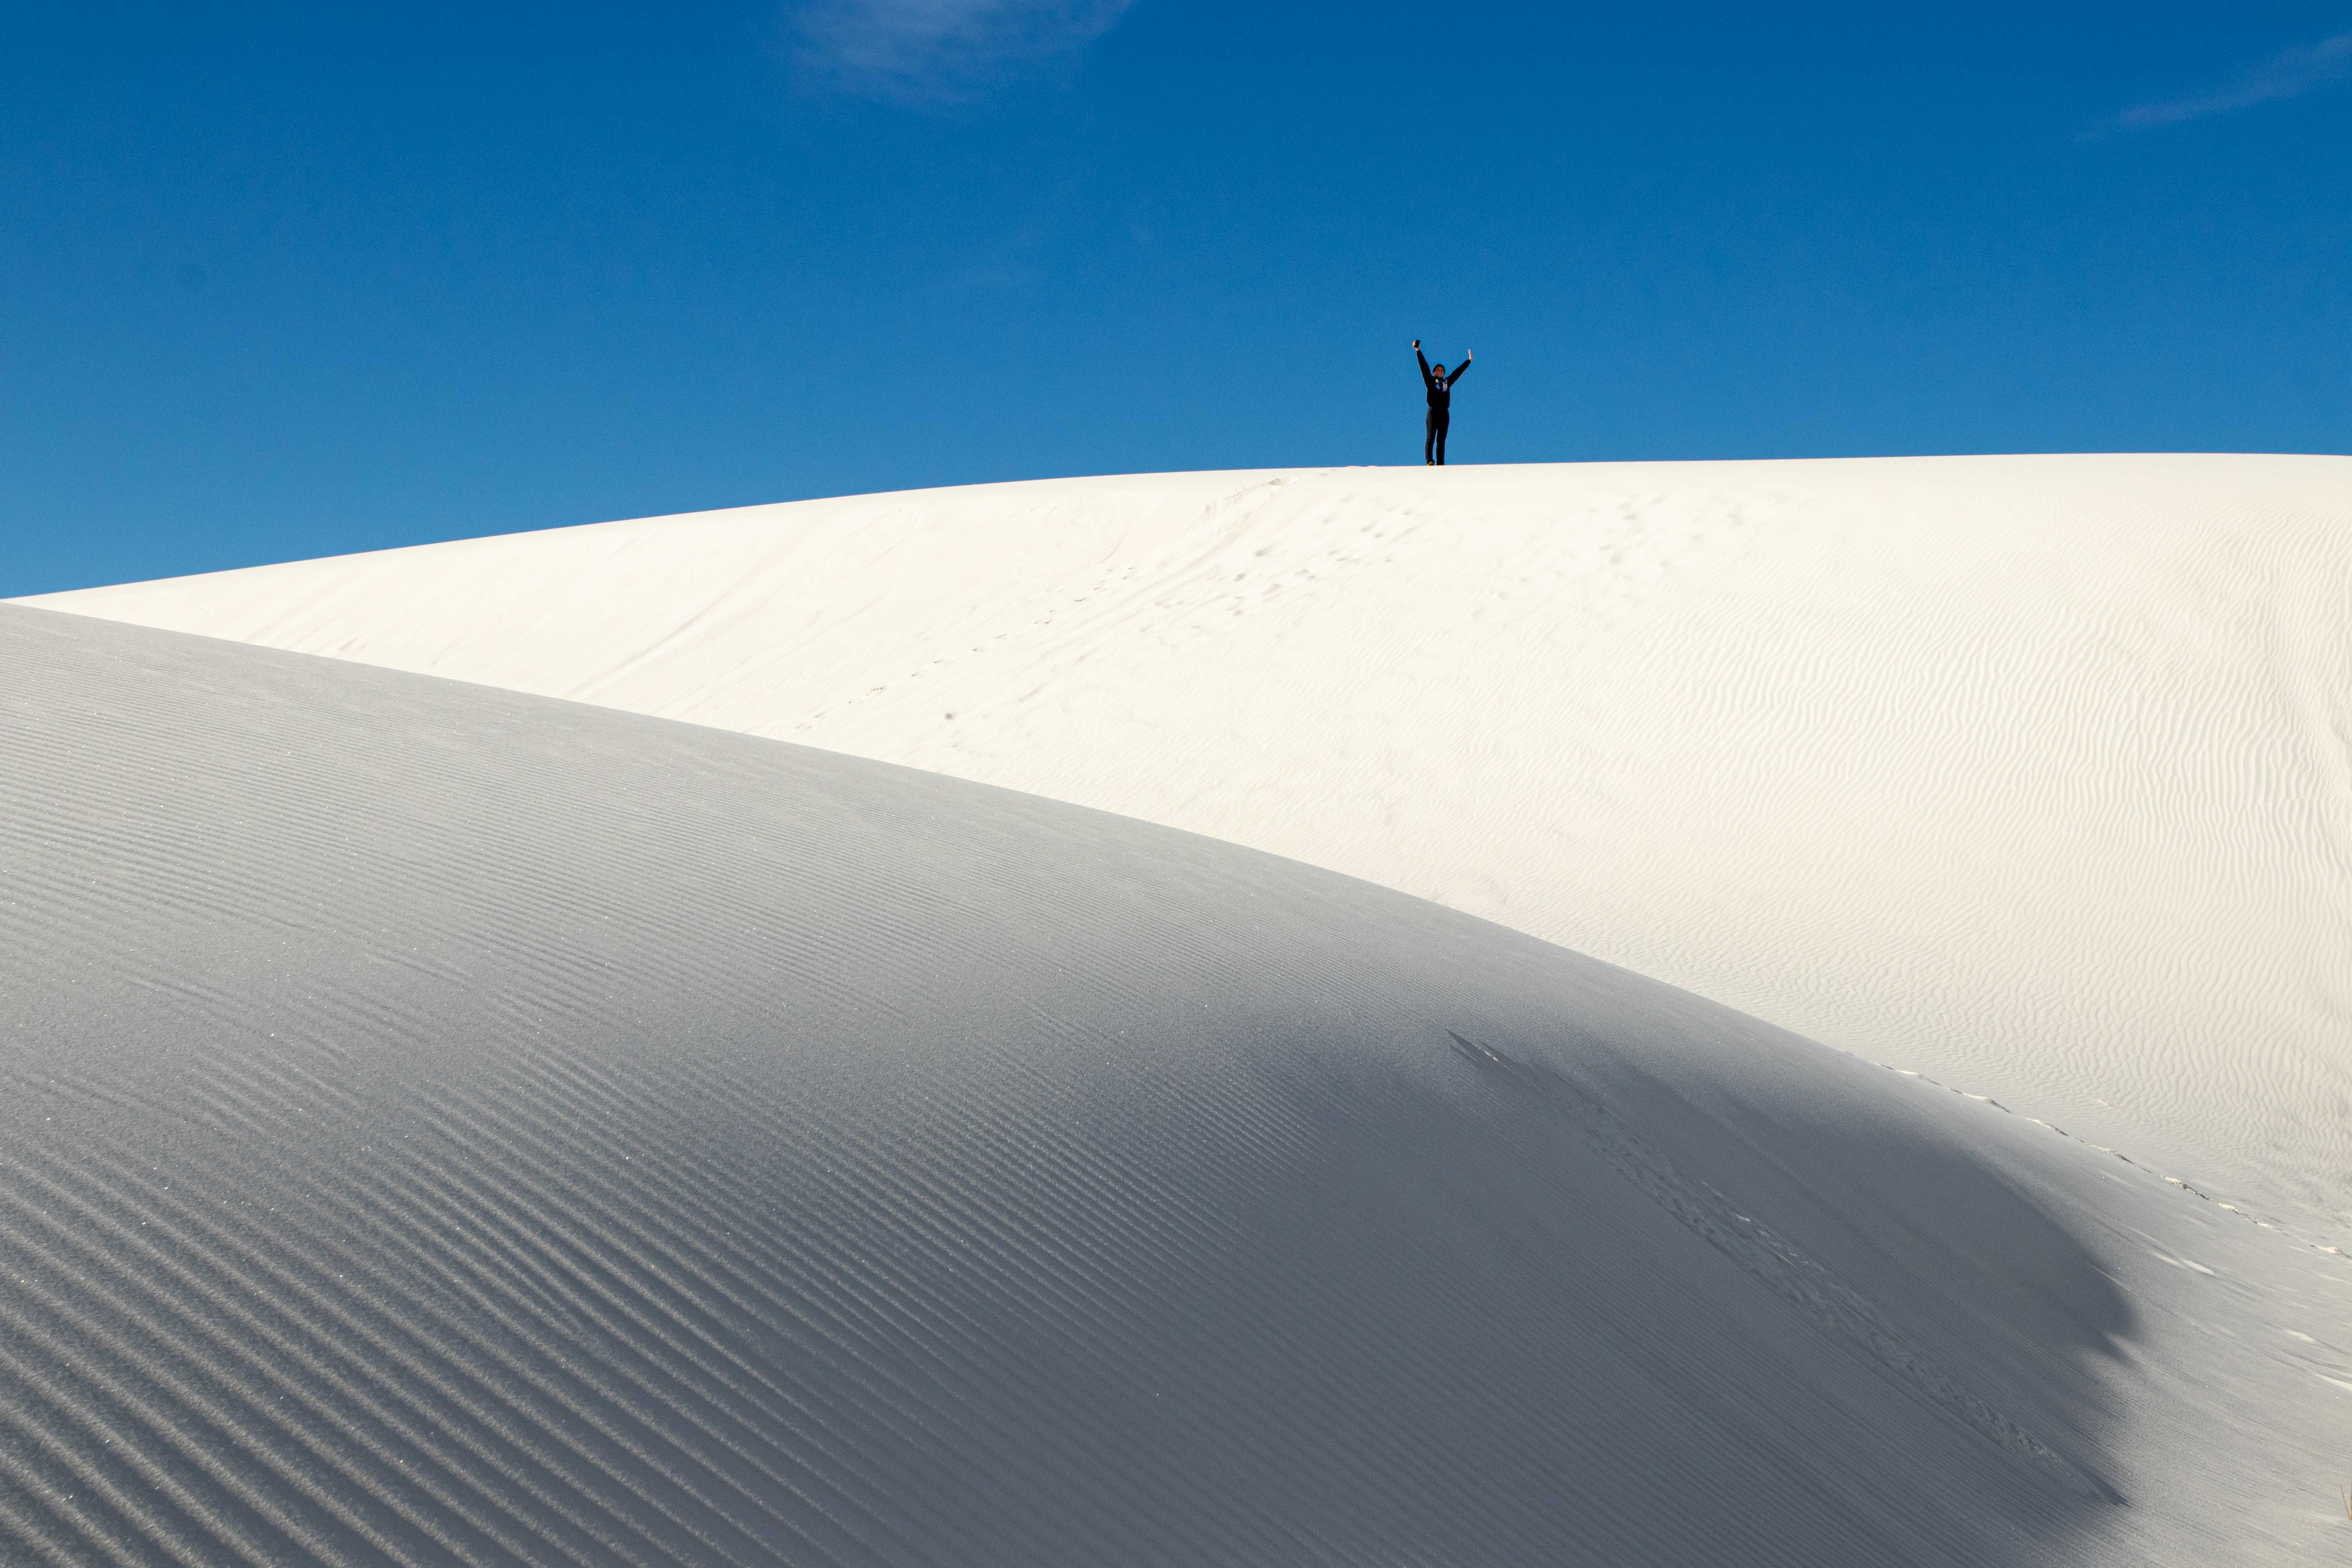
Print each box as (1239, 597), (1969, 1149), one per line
(28, 457), (2352, 1236)
(5, 605), (2349, 1565)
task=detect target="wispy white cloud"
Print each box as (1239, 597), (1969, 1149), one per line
(792, 0), (1134, 102)
(2109, 32), (2352, 131)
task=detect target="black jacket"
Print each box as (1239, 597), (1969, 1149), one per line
(1418, 350), (1468, 412)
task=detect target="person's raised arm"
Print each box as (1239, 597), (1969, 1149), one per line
(1415, 343), (1435, 389)
(1446, 350), (1472, 387)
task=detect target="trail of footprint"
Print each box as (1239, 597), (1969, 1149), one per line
(1445, 1030), (2119, 1504)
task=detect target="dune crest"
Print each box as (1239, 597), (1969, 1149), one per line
(31, 456), (2352, 1232)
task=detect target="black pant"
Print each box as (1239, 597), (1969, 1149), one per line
(1425, 410), (1450, 465)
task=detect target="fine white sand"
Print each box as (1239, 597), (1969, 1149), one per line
(33, 456), (2352, 1236)
(5, 602), (2348, 1566)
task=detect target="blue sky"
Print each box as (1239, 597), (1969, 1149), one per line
(4, 2), (2348, 595)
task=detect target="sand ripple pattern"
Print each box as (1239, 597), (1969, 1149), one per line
(0, 606), (2185, 1565)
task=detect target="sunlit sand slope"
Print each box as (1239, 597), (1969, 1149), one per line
(31, 456), (2352, 1232)
(7, 604), (2346, 1564)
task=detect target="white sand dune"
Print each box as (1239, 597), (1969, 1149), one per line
(4, 603), (2348, 1565)
(31, 456), (2352, 1236)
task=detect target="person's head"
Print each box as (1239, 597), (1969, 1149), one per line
(1431, 364), (1446, 377)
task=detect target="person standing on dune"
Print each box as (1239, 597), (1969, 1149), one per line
(1414, 339), (1471, 465)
